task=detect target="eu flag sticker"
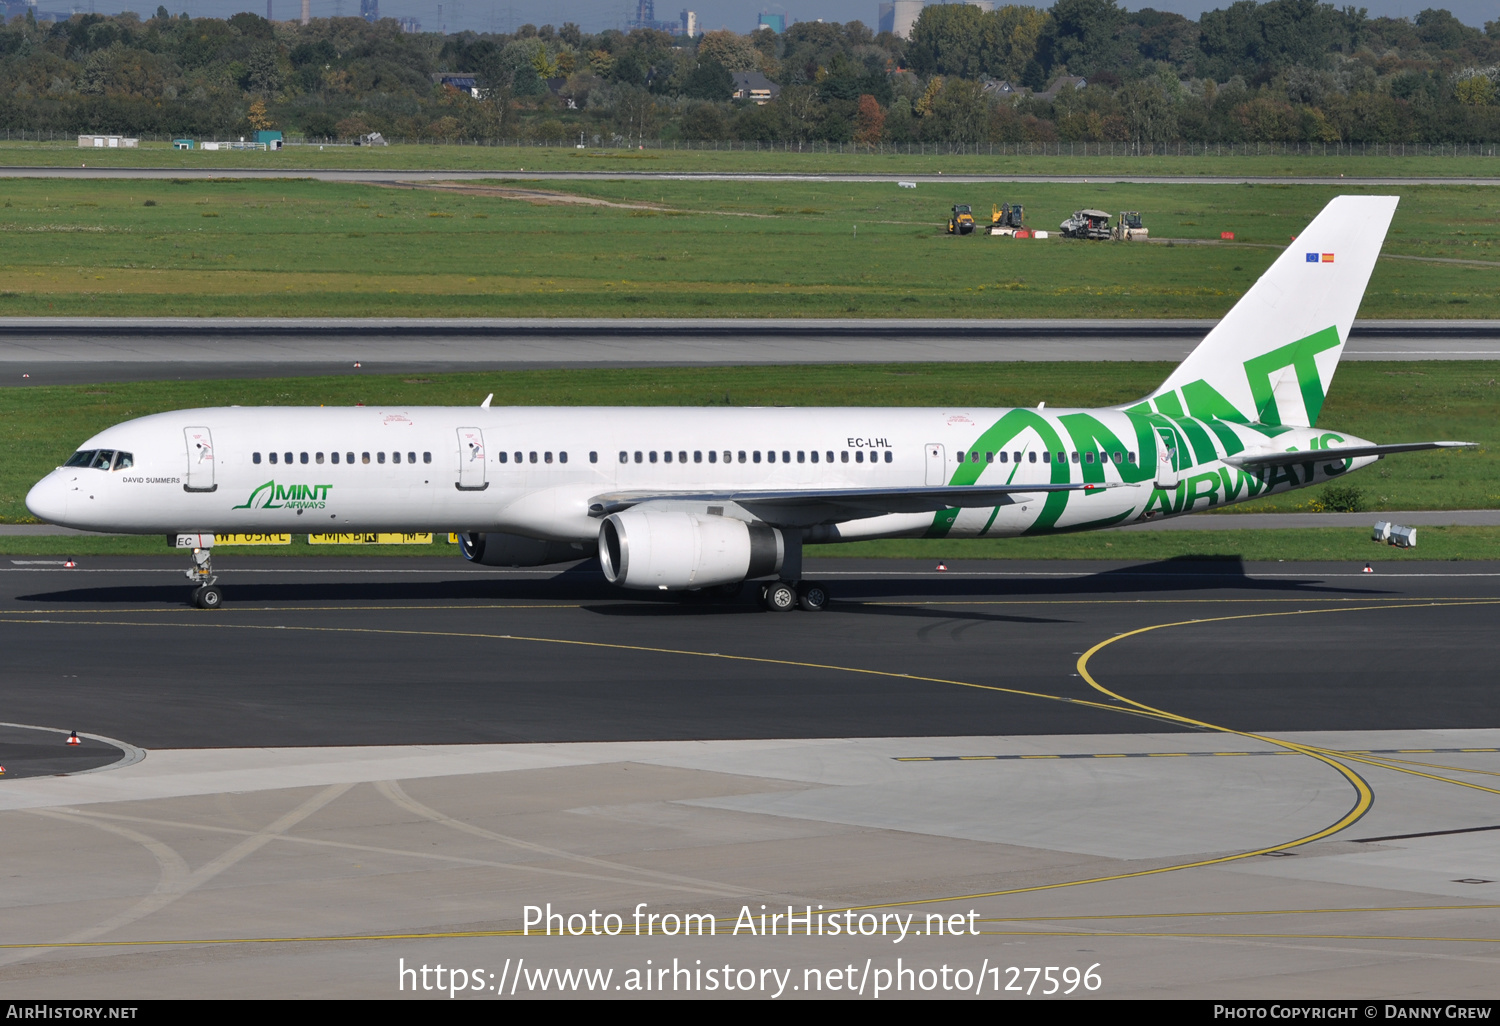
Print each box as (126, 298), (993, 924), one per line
(1306, 252), (1319, 262)
(1321, 253), (1335, 262)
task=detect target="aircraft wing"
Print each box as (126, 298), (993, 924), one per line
(1223, 441), (1475, 469)
(589, 481), (1129, 526)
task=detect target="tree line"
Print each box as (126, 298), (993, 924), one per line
(0, 1), (1496, 144)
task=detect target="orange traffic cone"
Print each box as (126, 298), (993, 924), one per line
(1363, 563), (1374, 574)
(0, 765), (6, 775)
(64, 559), (77, 568)
(936, 562), (948, 572)
(66, 731), (81, 746)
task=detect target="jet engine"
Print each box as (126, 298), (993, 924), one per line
(459, 532), (589, 567)
(598, 510), (783, 590)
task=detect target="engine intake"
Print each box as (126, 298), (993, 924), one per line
(459, 532), (589, 567)
(598, 510), (783, 590)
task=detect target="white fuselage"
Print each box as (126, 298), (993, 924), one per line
(25, 404), (1377, 542)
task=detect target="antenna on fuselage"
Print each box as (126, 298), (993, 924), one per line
(480, 394), (493, 408)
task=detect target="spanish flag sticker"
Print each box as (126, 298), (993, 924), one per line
(1321, 253), (1335, 262)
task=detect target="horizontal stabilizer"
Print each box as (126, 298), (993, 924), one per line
(590, 481), (1129, 524)
(1224, 441), (1475, 469)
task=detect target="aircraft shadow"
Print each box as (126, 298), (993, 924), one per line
(14, 557), (1386, 609)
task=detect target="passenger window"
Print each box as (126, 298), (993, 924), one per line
(1070, 452), (1079, 464)
(270, 452), (279, 465)
(765, 451), (773, 463)
(346, 452), (354, 464)
(499, 452), (508, 464)
(377, 452), (386, 464)
(841, 451), (849, 463)
(560, 452), (568, 464)
(300, 452), (309, 464)
(1128, 451), (1137, 463)
(827, 451), (835, 463)
(679, 451), (687, 463)
(985, 452), (993, 463)
(782, 451), (790, 463)
(855, 450), (864, 463)
(530, 452), (539, 464)
(1013, 451), (1022, 463)
(708, 451), (717, 463)
(544, 452), (553, 464)
(634, 451), (643, 463)
(693, 451), (702, 463)
(393, 452), (401, 464)
(1112, 452), (1122, 464)
(797, 451), (805, 463)
(362, 452), (371, 464)
(810, 451), (819, 463)
(332, 452), (340, 465)
(424, 452), (432, 464)
(649, 451), (658, 463)
(590, 452), (598, 464)
(316, 452), (324, 464)
(998, 452), (1007, 463)
(663, 451), (672, 463)
(285, 452), (293, 465)
(253, 452), (262, 465)
(1084, 452), (1094, 464)
(408, 452), (416, 463)
(1057, 452), (1066, 463)
(753, 451), (761, 463)
(619, 451), (628, 464)
(885, 451), (893, 463)
(738, 451), (746, 463)
(513, 452), (522, 464)
(1030, 452), (1038, 464)
(724, 451), (733, 463)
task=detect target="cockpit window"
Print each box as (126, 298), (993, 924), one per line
(64, 450), (98, 468)
(89, 450), (116, 470)
(113, 452), (133, 470)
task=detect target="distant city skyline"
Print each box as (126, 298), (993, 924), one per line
(16, 0), (1494, 36)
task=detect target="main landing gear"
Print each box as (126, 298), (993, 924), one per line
(759, 580), (829, 613)
(186, 547), (223, 609)
(756, 529), (828, 612)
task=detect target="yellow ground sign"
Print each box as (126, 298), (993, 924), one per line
(216, 534), (292, 545)
(307, 533), (434, 545)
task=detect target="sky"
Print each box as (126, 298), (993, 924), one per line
(28, 0), (1496, 39)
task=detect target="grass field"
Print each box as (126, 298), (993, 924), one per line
(5, 139), (1500, 178)
(2, 362), (1493, 526)
(5, 526), (1497, 561)
(0, 177), (1496, 318)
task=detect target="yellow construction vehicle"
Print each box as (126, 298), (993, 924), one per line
(985, 202), (1026, 236)
(947, 204), (976, 235)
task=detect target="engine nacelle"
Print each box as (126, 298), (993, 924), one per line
(598, 510), (783, 590)
(459, 532), (589, 567)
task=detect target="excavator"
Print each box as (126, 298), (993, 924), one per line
(985, 203), (1026, 236)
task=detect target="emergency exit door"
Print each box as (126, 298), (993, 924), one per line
(925, 443), (947, 486)
(456, 427), (488, 491)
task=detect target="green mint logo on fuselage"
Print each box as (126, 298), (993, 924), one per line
(232, 480), (332, 510)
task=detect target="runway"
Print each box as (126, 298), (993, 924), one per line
(5, 166), (1500, 187)
(1, 558), (1496, 997)
(1, 318), (1495, 385)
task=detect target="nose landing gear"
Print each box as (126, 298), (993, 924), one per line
(186, 547), (223, 609)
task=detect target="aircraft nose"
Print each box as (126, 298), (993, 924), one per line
(25, 473), (70, 525)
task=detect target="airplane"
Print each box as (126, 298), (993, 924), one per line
(26, 195), (1473, 611)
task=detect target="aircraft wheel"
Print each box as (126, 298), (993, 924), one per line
(797, 582), (829, 612)
(761, 581), (797, 613)
(194, 585), (224, 609)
